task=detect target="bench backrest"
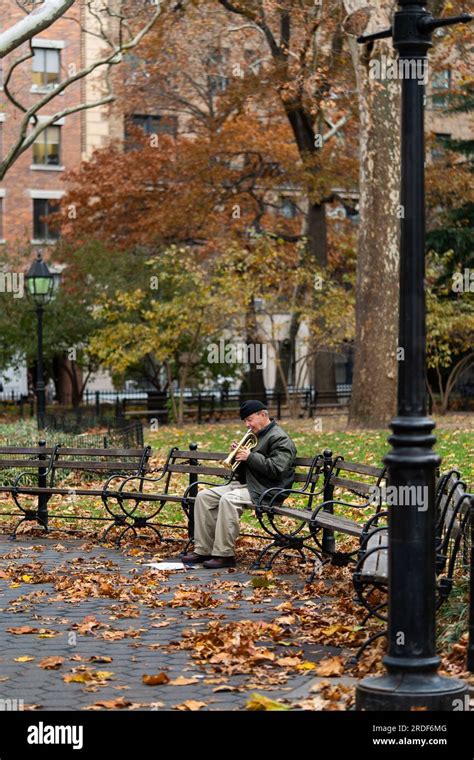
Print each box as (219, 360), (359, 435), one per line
(52, 447), (152, 473)
(161, 448), (325, 497)
(0, 445), (152, 485)
(328, 456), (386, 502)
(435, 471), (471, 571)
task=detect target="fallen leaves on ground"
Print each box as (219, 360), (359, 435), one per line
(85, 697), (133, 709)
(39, 656), (65, 670)
(142, 672), (170, 686)
(64, 667), (114, 687)
(314, 656), (345, 677)
(168, 676), (199, 686)
(173, 700), (207, 711)
(246, 693), (290, 711)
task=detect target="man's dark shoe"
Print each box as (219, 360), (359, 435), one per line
(202, 556), (236, 569)
(181, 552), (212, 564)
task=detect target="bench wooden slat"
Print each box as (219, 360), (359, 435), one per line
(271, 505), (363, 537)
(168, 464), (229, 477)
(53, 461), (144, 471)
(7, 487), (107, 498)
(360, 530), (388, 580)
(329, 475), (374, 496)
(311, 512), (364, 536)
(335, 461), (384, 478)
(0, 459), (53, 468)
(172, 451), (226, 461)
(167, 465), (321, 484)
(57, 448), (147, 457)
(2, 487), (184, 502)
(171, 451), (317, 467)
(0, 448), (55, 455)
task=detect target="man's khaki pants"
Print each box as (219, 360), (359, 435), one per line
(193, 482), (253, 558)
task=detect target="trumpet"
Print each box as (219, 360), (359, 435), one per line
(223, 430), (258, 471)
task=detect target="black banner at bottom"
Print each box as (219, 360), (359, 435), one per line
(0, 709), (472, 758)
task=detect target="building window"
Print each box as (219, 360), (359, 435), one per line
(204, 47), (229, 67)
(278, 198), (298, 218)
(207, 75), (229, 96)
(431, 70), (451, 109)
(129, 114), (177, 137)
(125, 114), (178, 151)
(32, 126), (61, 166)
(32, 47), (60, 89)
(432, 133), (451, 161)
(205, 47), (230, 96)
(33, 199), (60, 241)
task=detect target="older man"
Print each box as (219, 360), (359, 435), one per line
(182, 399), (297, 569)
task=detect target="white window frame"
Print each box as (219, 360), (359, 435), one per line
(30, 117), (65, 171)
(31, 41), (63, 94)
(29, 190), (64, 244)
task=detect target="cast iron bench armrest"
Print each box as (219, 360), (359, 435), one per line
(12, 444), (60, 490)
(182, 475), (233, 501)
(256, 485), (318, 512)
(102, 445), (175, 495)
(256, 454), (326, 510)
(116, 468), (167, 494)
(360, 510), (389, 549)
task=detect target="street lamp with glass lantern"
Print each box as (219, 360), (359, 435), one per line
(25, 252), (56, 429)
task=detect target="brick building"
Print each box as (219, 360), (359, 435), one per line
(0, 2), (83, 247)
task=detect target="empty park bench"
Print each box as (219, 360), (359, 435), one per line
(352, 469), (474, 659)
(251, 452), (387, 572)
(0, 443), (152, 538)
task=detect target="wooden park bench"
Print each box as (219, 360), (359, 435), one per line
(351, 469), (474, 659)
(0, 443), (152, 538)
(100, 445), (328, 565)
(101, 447), (389, 578)
(249, 453), (387, 574)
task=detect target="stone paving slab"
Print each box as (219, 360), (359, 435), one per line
(0, 535), (356, 711)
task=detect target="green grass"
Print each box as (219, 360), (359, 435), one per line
(143, 420), (473, 486)
(0, 418), (471, 530)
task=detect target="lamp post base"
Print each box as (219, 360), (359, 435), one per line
(356, 672), (468, 711)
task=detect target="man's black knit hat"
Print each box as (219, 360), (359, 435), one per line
(240, 400), (267, 420)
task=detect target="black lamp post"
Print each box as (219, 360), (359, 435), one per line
(25, 253), (56, 430)
(355, 2), (472, 711)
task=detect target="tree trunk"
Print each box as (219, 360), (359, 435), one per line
(52, 354), (72, 405)
(240, 300), (267, 403)
(344, 1), (400, 428)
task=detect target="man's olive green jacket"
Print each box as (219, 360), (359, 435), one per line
(236, 420), (297, 505)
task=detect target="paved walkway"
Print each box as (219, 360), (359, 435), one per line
(0, 535), (356, 711)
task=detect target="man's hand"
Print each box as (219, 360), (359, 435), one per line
(235, 448), (251, 462)
(230, 441), (238, 451)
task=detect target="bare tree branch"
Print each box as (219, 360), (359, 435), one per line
(0, 0), (75, 57)
(0, 2), (167, 179)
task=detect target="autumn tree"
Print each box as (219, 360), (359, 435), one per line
(426, 252), (474, 413)
(114, 0), (359, 393)
(0, 240), (148, 406)
(87, 246), (244, 423)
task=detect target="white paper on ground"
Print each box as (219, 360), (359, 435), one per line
(144, 561), (190, 571)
